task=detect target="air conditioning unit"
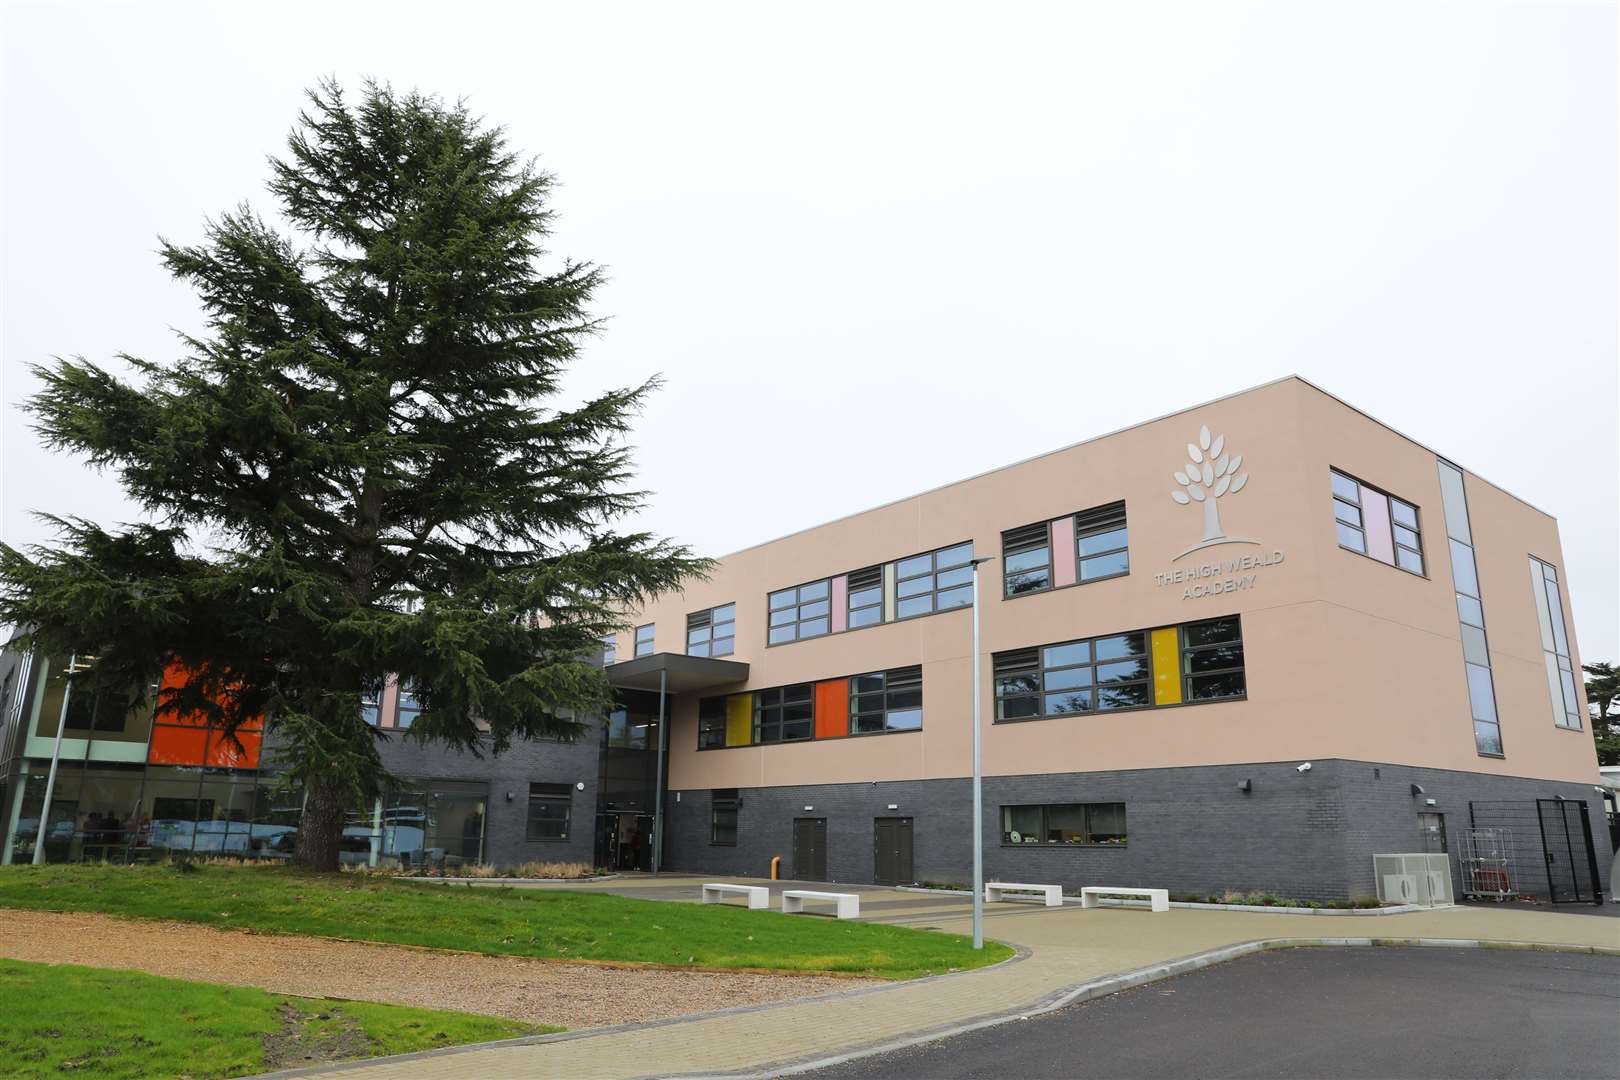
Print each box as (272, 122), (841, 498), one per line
(1373, 853), (1454, 907)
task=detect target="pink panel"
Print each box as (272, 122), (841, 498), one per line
(380, 674), (401, 729)
(1361, 488), (1395, 565)
(1050, 516), (1077, 587)
(830, 574), (848, 633)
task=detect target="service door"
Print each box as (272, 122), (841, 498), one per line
(793, 817), (828, 880)
(874, 817), (913, 885)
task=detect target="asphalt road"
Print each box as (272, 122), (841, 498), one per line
(801, 947), (1620, 1080)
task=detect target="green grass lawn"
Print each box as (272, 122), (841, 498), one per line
(0, 864), (1012, 978)
(0, 958), (542, 1079)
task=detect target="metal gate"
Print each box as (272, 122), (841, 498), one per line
(1468, 799), (1603, 905)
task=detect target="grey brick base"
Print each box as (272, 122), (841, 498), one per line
(660, 759), (1612, 901)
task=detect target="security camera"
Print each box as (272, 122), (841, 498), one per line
(1296, 762), (1312, 773)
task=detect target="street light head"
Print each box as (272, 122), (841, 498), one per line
(969, 556), (996, 567)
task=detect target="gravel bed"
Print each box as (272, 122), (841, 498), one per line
(0, 910), (870, 1030)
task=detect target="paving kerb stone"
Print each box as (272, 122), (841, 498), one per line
(259, 877), (1620, 1080)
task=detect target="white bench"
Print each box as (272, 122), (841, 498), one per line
(701, 883), (769, 909)
(781, 889), (860, 919)
(1080, 886), (1170, 912)
(985, 882), (1063, 907)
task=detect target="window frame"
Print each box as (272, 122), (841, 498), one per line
(766, 579), (833, 646)
(1180, 617), (1247, 702)
(892, 541), (975, 622)
(993, 617), (1246, 723)
(686, 603), (737, 658)
(697, 697), (727, 750)
(753, 683), (815, 744)
(1001, 502), (1131, 601)
(849, 665), (924, 734)
(846, 565), (884, 630)
(634, 624), (655, 658)
(1329, 468), (1426, 577)
(1001, 522), (1052, 598)
(525, 782), (573, 842)
(395, 679), (422, 729)
(710, 788), (739, 846)
(601, 635), (617, 665)
(1074, 502), (1130, 584)
(1529, 555), (1583, 731)
(999, 802), (1127, 847)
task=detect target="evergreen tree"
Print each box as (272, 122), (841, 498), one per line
(0, 81), (705, 870)
(1584, 662), (1620, 766)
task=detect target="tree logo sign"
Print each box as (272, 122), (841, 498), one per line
(1169, 424), (1258, 559)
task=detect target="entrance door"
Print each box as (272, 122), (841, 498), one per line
(792, 817), (827, 880)
(874, 817), (913, 885)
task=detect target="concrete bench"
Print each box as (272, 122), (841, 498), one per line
(781, 889), (860, 919)
(1080, 886), (1170, 912)
(701, 883), (769, 909)
(985, 882), (1063, 907)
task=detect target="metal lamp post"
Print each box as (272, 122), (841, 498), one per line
(33, 654), (80, 866)
(968, 557), (993, 949)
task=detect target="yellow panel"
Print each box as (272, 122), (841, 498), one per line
(1151, 628), (1182, 706)
(725, 693), (753, 746)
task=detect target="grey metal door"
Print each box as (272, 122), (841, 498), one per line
(874, 817), (913, 885)
(793, 817), (827, 880)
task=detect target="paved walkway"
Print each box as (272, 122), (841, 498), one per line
(272, 875), (1620, 1080)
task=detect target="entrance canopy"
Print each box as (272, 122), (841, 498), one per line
(602, 653), (749, 695)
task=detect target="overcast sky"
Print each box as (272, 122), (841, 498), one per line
(2, 1), (1616, 660)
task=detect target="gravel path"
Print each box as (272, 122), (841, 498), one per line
(0, 910), (870, 1030)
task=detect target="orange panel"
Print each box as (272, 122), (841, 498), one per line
(157, 662), (264, 729)
(147, 724), (209, 765)
(205, 728), (262, 769)
(814, 679), (849, 740)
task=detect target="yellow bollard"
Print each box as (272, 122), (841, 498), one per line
(770, 855), (781, 880)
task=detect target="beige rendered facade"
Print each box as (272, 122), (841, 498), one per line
(609, 377), (1608, 900)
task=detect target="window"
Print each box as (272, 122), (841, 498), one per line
(526, 783), (572, 841)
(850, 666), (923, 733)
(767, 579), (832, 644)
(1003, 503), (1129, 597)
(1002, 523), (1051, 597)
(395, 680), (422, 729)
(601, 635), (617, 665)
(634, 624), (655, 658)
(894, 542), (974, 619)
(754, 683), (814, 743)
(1529, 557), (1582, 730)
(360, 677), (384, 727)
(1330, 469), (1424, 575)
(994, 620), (1242, 720)
(698, 697), (727, 750)
(687, 604), (736, 658)
(710, 789), (739, 845)
(1075, 502), (1129, 582)
(993, 631), (1150, 719)
(847, 566), (884, 629)
(605, 708), (649, 749)
(1437, 460), (1500, 755)
(1181, 617), (1246, 701)
(1001, 803), (1126, 845)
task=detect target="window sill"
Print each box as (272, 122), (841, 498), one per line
(1002, 569), (1130, 603)
(993, 694), (1247, 725)
(525, 837), (570, 843)
(999, 843), (1127, 849)
(1337, 543), (1429, 581)
(1474, 751), (1506, 759)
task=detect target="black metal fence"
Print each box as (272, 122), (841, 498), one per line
(1468, 799), (1604, 905)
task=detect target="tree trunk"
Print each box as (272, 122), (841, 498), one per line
(295, 771), (349, 872)
(1202, 496), (1224, 542)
